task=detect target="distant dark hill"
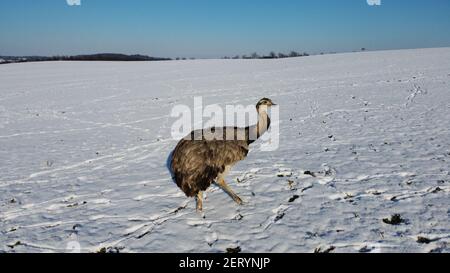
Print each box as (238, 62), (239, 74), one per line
(68, 53), (171, 61)
(0, 53), (171, 64)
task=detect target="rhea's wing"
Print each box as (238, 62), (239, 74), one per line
(205, 139), (249, 168)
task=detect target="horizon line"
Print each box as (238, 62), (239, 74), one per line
(2, 45), (450, 60)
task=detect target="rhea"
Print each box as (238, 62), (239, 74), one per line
(170, 98), (276, 211)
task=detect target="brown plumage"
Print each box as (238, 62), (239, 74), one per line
(170, 98), (276, 211)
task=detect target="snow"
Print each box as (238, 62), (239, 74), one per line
(1, 47), (449, 253)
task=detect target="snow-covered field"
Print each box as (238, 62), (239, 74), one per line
(1, 47), (449, 253)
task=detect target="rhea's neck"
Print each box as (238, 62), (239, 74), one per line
(254, 108), (271, 139)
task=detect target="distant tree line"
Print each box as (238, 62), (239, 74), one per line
(175, 57), (196, 60)
(221, 51), (310, 60)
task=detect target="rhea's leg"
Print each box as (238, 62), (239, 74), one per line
(196, 191), (203, 212)
(215, 177), (243, 205)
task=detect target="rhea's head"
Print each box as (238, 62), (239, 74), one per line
(256, 98), (277, 112)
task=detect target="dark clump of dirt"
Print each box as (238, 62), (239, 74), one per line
(67, 201), (87, 208)
(277, 172), (292, 178)
(7, 241), (22, 249)
(383, 214), (407, 225)
(97, 246), (123, 253)
(359, 246), (372, 253)
(274, 212), (285, 222)
(417, 237), (433, 244)
(304, 171), (316, 177)
(72, 224), (82, 230)
(8, 227), (17, 233)
(226, 246), (242, 254)
(314, 246), (336, 253)
(173, 204), (188, 215)
(301, 185), (314, 193)
(390, 196), (403, 202)
(288, 195), (300, 203)
(432, 187), (442, 193)
(97, 247), (107, 253)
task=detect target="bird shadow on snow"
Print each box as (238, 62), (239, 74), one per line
(166, 149), (176, 186)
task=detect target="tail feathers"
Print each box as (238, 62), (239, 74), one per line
(181, 185), (196, 197)
(175, 165), (224, 197)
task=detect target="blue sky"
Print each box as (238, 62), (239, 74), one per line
(1, 0), (450, 58)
